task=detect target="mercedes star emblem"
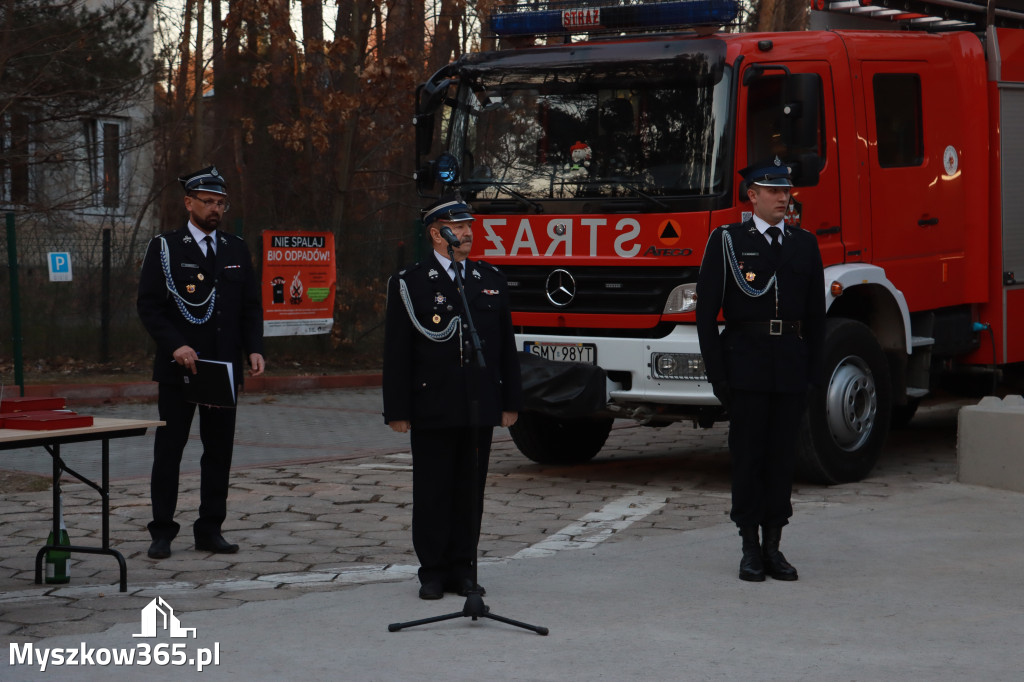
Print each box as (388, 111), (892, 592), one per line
(545, 269), (576, 307)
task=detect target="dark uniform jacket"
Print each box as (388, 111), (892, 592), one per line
(696, 219), (826, 393)
(383, 254), (523, 429)
(137, 224), (264, 385)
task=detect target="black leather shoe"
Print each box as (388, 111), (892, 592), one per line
(194, 534), (239, 554)
(738, 526), (765, 582)
(446, 578), (486, 597)
(739, 552), (766, 582)
(762, 526), (799, 581)
(147, 538), (171, 559)
(418, 581), (444, 600)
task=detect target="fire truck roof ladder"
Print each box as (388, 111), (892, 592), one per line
(812, 0), (1024, 31)
(488, 1), (742, 38)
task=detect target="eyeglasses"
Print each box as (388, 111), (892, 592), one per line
(189, 196), (230, 212)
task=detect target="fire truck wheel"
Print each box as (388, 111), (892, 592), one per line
(797, 318), (892, 484)
(509, 412), (614, 464)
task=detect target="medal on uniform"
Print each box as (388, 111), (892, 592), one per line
(197, 273), (205, 281)
(434, 293), (446, 304)
(746, 271), (756, 282)
(432, 314), (441, 324)
(186, 284), (196, 293)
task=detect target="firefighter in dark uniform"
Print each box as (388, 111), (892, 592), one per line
(137, 166), (265, 560)
(696, 159), (826, 582)
(383, 199), (523, 600)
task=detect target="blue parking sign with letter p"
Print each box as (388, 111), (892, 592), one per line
(48, 252), (72, 282)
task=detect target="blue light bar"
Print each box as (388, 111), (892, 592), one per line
(490, 0), (741, 37)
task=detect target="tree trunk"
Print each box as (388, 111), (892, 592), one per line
(191, 0), (205, 166)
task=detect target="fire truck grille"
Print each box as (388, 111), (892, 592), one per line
(501, 265), (699, 316)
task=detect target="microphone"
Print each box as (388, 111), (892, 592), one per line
(439, 226), (461, 248)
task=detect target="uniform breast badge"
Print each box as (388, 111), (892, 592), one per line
(197, 273), (205, 281)
(432, 314), (441, 324)
(434, 293), (446, 304)
(428, 268), (439, 280)
(745, 272), (757, 282)
(186, 284), (196, 293)
(483, 289), (499, 295)
(472, 269), (481, 279)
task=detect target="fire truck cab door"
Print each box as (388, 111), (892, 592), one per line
(861, 60), (968, 308)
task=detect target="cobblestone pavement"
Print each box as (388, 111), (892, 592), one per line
(0, 388), (962, 644)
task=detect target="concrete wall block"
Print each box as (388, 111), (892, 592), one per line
(958, 395), (1024, 492)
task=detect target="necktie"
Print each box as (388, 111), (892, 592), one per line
(767, 225), (782, 253)
(203, 235), (216, 271)
(450, 262), (463, 281)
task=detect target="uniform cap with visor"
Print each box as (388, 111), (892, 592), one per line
(422, 199), (473, 228)
(178, 165), (228, 196)
(739, 157), (793, 188)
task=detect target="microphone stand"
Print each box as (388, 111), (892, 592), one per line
(388, 243), (548, 636)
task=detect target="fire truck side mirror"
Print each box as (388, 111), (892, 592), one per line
(783, 73), (821, 152)
(790, 153), (822, 187)
(415, 113), (435, 160)
(415, 160), (436, 194)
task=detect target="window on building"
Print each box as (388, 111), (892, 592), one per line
(1, 113), (31, 204)
(873, 74), (923, 168)
(84, 118), (124, 208)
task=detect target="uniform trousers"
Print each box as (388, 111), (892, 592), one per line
(727, 389), (805, 529)
(410, 426), (494, 585)
(148, 383), (237, 542)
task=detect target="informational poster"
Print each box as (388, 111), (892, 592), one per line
(261, 231), (336, 336)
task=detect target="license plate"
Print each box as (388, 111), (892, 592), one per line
(524, 342), (597, 364)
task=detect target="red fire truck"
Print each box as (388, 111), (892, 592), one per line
(413, 0), (1024, 482)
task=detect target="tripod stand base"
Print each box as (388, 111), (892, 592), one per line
(388, 591), (549, 635)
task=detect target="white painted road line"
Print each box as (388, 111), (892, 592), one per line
(0, 492), (667, 604)
(510, 491), (667, 559)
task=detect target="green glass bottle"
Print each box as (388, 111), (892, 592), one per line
(44, 493), (71, 584)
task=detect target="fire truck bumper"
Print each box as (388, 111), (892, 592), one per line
(516, 325), (719, 412)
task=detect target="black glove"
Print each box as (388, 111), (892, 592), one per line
(712, 381), (731, 411)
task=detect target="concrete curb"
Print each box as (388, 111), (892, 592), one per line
(18, 373), (383, 406)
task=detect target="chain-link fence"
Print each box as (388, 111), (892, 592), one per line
(0, 213), (152, 369)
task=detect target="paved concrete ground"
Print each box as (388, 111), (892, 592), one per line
(1, 388), (1022, 680)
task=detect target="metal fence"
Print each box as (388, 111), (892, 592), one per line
(0, 212), (153, 369)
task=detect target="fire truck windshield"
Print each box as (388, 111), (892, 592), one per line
(444, 44), (732, 203)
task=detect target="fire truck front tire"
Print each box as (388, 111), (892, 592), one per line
(509, 412), (614, 465)
(797, 318), (892, 484)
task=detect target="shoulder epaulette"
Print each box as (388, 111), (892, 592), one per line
(396, 262), (423, 279)
(474, 259), (501, 273)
